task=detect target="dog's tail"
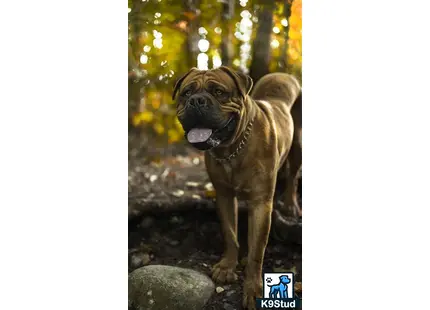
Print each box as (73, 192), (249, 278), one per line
(251, 72), (301, 109)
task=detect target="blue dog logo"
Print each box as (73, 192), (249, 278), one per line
(267, 275), (291, 299)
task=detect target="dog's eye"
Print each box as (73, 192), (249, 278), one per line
(215, 89), (224, 96)
(184, 90), (192, 97)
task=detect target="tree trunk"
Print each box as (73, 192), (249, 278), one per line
(220, 0), (235, 67)
(279, 0), (293, 71)
(184, 0), (201, 68)
(249, 0), (275, 82)
(128, 24), (143, 121)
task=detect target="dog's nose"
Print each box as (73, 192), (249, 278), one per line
(187, 95), (208, 110)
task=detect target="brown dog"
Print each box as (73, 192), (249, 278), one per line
(173, 67), (302, 309)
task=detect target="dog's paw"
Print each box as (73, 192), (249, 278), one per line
(242, 279), (263, 309)
(211, 258), (238, 283)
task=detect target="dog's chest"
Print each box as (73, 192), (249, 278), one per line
(216, 161), (255, 197)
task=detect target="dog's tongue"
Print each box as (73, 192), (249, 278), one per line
(187, 128), (213, 143)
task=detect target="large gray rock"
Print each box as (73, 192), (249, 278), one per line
(129, 265), (215, 310)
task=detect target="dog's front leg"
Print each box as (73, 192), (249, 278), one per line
(212, 185), (239, 283)
(243, 196), (274, 309)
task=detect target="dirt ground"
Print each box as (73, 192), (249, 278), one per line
(129, 211), (302, 310)
(128, 132), (302, 309)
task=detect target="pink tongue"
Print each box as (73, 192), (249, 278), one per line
(187, 128), (213, 143)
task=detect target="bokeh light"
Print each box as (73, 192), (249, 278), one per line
(198, 39), (210, 53)
(140, 54), (148, 64)
(239, 0), (248, 7)
(198, 27), (208, 36)
(128, 0), (302, 142)
(281, 18), (289, 27)
(270, 39), (280, 49)
(197, 53), (209, 70)
(212, 53), (222, 68)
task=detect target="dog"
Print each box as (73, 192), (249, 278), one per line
(173, 67), (302, 309)
(268, 275), (291, 299)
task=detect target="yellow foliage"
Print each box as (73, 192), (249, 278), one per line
(174, 117), (184, 130)
(287, 0), (302, 68)
(129, 0), (302, 144)
(151, 98), (161, 110)
(132, 111), (153, 127)
(153, 123), (165, 135)
(168, 129), (182, 144)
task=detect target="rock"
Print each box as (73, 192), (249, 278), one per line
(169, 216), (184, 225)
(131, 253), (151, 268)
(223, 303), (235, 310)
(129, 265), (215, 310)
(225, 290), (235, 297)
(169, 240), (179, 246)
(140, 216), (155, 229)
(216, 286), (225, 293)
(141, 253), (151, 265)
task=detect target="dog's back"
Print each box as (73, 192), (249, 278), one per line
(251, 72), (302, 138)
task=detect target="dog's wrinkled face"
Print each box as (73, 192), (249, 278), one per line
(173, 66), (253, 151)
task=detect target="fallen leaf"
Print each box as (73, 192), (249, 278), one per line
(186, 181), (200, 188)
(204, 182), (214, 190)
(161, 168), (170, 179)
(216, 286), (225, 293)
(149, 175), (158, 183)
(172, 189), (184, 197)
(205, 189), (216, 198)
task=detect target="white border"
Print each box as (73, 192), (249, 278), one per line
(0, 1), (127, 309)
(305, 0), (430, 309)
(0, 0), (430, 309)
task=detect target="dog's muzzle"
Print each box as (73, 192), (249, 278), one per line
(186, 95), (209, 114)
(185, 115), (237, 150)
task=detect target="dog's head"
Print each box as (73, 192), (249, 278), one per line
(279, 275), (291, 285)
(172, 66), (253, 151)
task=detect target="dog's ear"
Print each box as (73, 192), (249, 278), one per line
(219, 66), (253, 99)
(172, 67), (198, 100)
